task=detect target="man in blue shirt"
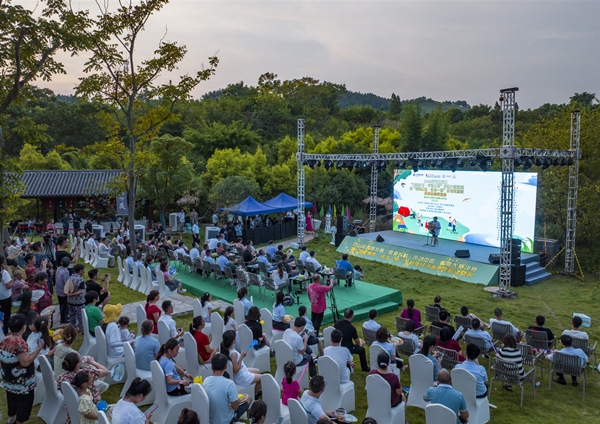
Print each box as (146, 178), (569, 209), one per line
(265, 240), (277, 259)
(256, 249), (275, 271)
(217, 251), (229, 271)
(204, 353), (250, 424)
(455, 344), (488, 398)
(424, 369), (468, 424)
(547, 334), (588, 386)
(335, 253), (354, 287)
(464, 318), (494, 354)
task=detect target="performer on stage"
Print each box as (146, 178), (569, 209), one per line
(430, 216), (441, 246)
(325, 211), (331, 234)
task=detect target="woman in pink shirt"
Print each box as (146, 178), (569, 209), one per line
(400, 298), (422, 329)
(307, 274), (332, 336)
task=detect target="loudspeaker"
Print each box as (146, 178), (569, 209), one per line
(334, 234), (345, 247)
(511, 264), (527, 287)
(376, 235), (385, 243)
(349, 229), (357, 237)
(489, 254), (501, 264)
(454, 249), (470, 258)
(337, 216), (343, 230)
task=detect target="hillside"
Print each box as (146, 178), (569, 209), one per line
(339, 91), (471, 114)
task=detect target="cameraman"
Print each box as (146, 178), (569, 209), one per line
(430, 216), (441, 247)
(85, 268), (112, 307)
(307, 274), (333, 336)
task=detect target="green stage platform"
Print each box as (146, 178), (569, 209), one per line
(177, 270), (403, 326)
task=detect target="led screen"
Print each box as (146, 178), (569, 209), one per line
(393, 169), (537, 252)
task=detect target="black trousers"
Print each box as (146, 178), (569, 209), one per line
(57, 295), (69, 323)
(6, 389), (35, 422)
(0, 297), (12, 327)
(311, 311), (324, 336)
(349, 344), (369, 371)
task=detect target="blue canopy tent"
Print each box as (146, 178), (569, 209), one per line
(262, 193), (313, 213)
(219, 196), (276, 216)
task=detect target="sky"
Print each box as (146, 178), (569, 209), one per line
(20, 0), (600, 109)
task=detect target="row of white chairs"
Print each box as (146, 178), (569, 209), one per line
(116, 256), (177, 299)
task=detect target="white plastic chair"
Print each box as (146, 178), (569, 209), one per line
(119, 343), (154, 405)
(239, 323), (271, 373)
(233, 299), (246, 323)
(318, 355), (355, 412)
(83, 242), (91, 264)
(210, 311), (224, 349)
(451, 367), (490, 424)
(190, 383), (210, 424)
(93, 245), (109, 269)
(260, 307), (283, 345)
(262, 373), (290, 424)
(149, 360), (192, 424)
(142, 266), (155, 294)
(61, 381), (82, 424)
(117, 256), (125, 283)
(98, 411), (110, 424)
(183, 332), (213, 381)
(407, 354), (434, 410)
(33, 369), (45, 406)
(366, 373), (406, 424)
(130, 263), (141, 291)
(274, 339), (309, 390)
(38, 355), (67, 424)
(137, 304), (147, 336)
(157, 269), (177, 299)
(158, 320), (187, 369)
(425, 403), (457, 424)
(323, 326), (334, 348)
(288, 398), (309, 424)
(79, 309), (97, 358)
(95, 325), (126, 385)
(370, 344), (401, 378)
(191, 298), (212, 336)
(89, 245), (98, 268)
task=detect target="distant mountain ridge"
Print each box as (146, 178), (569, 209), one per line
(338, 91), (471, 114)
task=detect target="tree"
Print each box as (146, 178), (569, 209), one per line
(19, 143), (70, 170)
(138, 135), (195, 227)
(75, 0), (218, 257)
(422, 107), (448, 151)
(0, 0), (90, 243)
(400, 102), (423, 152)
(209, 176), (260, 209)
(570, 92), (597, 108)
(389, 93), (402, 118)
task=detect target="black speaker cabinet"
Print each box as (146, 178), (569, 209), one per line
(334, 234), (345, 247)
(511, 264), (527, 287)
(376, 234), (385, 243)
(454, 249), (470, 258)
(489, 254), (501, 264)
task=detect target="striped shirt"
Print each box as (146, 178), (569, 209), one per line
(498, 347), (524, 377)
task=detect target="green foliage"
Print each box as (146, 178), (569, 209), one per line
(306, 168), (367, 212)
(570, 92), (597, 108)
(400, 102), (423, 151)
(184, 120), (261, 163)
(209, 175), (261, 209)
(422, 106), (448, 151)
(18, 143), (70, 170)
(389, 93), (402, 118)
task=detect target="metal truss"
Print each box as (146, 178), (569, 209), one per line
(370, 127), (380, 233)
(296, 118), (306, 245)
(565, 111), (581, 274)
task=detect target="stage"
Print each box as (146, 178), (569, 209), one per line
(337, 230), (551, 286)
(177, 268), (403, 325)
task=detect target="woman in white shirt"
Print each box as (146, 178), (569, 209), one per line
(272, 291), (290, 331)
(223, 306), (237, 332)
(112, 378), (153, 424)
(200, 292), (213, 324)
(272, 262), (290, 294)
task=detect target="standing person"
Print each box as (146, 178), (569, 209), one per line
(0, 314), (45, 424)
(66, 264), (87, 330)
(334, 308), (370, 372)
(307, 274), (332, 337)
(56, 235), (80, 266)
(191, 220), (200, 245)
(430, 216), (441, 246)
(144, 290), (161, 334)
(178, 209), (185, 232)
(203, 353), (251, 424)
(305, 211), (314, 234)
(0, 256), (13, 325)
(112, 378), (153, 424)
(55, 256), (71, 324)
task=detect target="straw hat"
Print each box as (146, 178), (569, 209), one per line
(103, 303), (123, 323)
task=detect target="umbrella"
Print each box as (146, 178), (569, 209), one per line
(398, 206), (410, 217)
(176, 195), (199, 205)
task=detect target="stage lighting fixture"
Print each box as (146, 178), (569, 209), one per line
(435, 159), (443, 168)
(379, 161), (388, 172)
(324, 160), (333, 170)
(515, 157), (523, 167)
(541, 158), (551, 170)
(345, 160), (353, 168)
(478, 157), (491, 172)
(522, 157), (533, 170)
(308, 160), (315, 169)
(336, 161), (343, 169)
(552, 158), (561, 166)
(456, 158), (464, 168)
(409, 159), (419, 172)
(535, 158), (543, 167)
(398, 160), (406, 168)
(567, 157), (574, 166)
(316, 160), (322, 167)
(446, 159), (457, 172)
(469, 158), (477, 167)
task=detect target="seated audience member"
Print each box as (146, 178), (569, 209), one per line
(112, 377), (153, 424)
(305, 250), (322, 272)
(335, 254), (355, 286)
(464, 318), (494, 353)
(54, 325), (78, 377)
(217, 250), (229, 271)
(177, 408), (200, 424)
(57, 352), (110, 407)
(223, 306), (237, 332)
(562, 315), (588, 340)
(204, 353), (250, 424)
(497, 334), (524, 391)
(220, 330), (262, 392)
(489, 308), (523, 341)
(280, 254), (299, 278)
(281, 361), (302, 406)
(461, 306), (487, 329)
(238, 287), (252, 318)
(423, 368), (468, 424)
(272, 291), (291, 331)
(245, 306), (270, 349)
(369, 351), (406, 409)
(159, 260), (184, 293)
(157, 338), (192, 396)
(190, 315), (216, 364)
(298, 245), (310, 263)
(283, 317), (317, 377)
(98, 237), (115, 267)
(158, 300), (184, 339)
(225, 255), (238, 278)
(400, 298), (422, 329)
(400, 319), (422, 349)
(272, 262), (290, 293)
(85, 268), (112, 307)
(437, 327), (465, 362)
(373, 326), (406, 371)
(430, 295), (447, 312)
(10, 269), (28, 304)
(456, 344), (489, 398)
(528, 315), (555, 342)
(203, 246), (215, 265)
(298, 305), (321, 354)
(84, 291), (104, 337)
(175, 242), (189, 259)
(248, 401), (267, 424)
(419, 335), (443, 381)
(242, 245), (255, 264)
(266, 240), (277, 259)
(334, 308), (370, 372)
(323, 328), (355, 384)
(301, 375), (336, 424)
(547, 334), (588, 386)
(134, 320), (160, 371)
(199, 292), (213, 324)
(104, 303), (128, 358)
(432, 310), (456, 335)
(256, 249), (275, 271)
(363, 309), (381, 332)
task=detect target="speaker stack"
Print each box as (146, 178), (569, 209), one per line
(454, 249), (470, 258)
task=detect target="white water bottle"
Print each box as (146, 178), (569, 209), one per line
(250, 296), (254, 305)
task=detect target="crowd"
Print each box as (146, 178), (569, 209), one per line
(0, 222), (595, 424)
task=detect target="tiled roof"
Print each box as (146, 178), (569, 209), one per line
(20, 170), (122, 198)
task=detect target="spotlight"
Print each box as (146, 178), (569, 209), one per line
(435, 159), (443, 168)
(446, 159), (457, 172)
(535, 158), (543, 167)
(552, 158), (561, 166)
(541, 159), (551, 170)
(560, 158), (567, 166)
(515, 157), (523, 167)
(478, 156), (491, 172)
(469, 158), (477, 167)
(522, 157), (533, 171)
(345, 160), (353, 168)
(316, 160), (322, 167)
(324, 160), (333, 170)
(456, 158), (464, 168)
(308, 160), (315, 169)
(567, 158), (574, 166)
(409, 159), (419, 172)
(336, 161), (343, 169)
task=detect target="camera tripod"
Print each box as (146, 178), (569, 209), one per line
(328, 283), (340, 321)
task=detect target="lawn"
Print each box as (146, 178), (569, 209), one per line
(1, 233), (598, 423)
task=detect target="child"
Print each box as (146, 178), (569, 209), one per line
(26, 316), (55, 367)
(223, 306), (237, 332)
(200, 292), (212, 324)
(73, 371), (113, 424)
(281, 361), (302, 405)
(11, 269), (29, 305)
(117, 316), (135, 342)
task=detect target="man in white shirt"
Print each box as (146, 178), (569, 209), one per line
(178, 210), (185, 231)
(174, 242), (189, 258)
(562, 316), (589, 340)
(192, 221), (200, 243)
(323, 329), (355, 384)
(98, 237), (115, 267)
(265, 240), (277, 259)
(103, 304), (130, 358)
(488, 308), (522, 341)
(300, 375), (335, 424)
(158, 300), (183, 338)
(283, 317), (316, 377)
(298, 245), (310, 263)
(362, 309), (382, 332)
(189, 242), (200, 263)
(207, 236), (219, 250)
(306, 251), (322, 272)
(87, 233), (98, 247)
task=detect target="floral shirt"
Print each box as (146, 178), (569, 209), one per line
(0, 337), (36, 394)
(32, 282), (53, 314)
(57, 367), (102, 403)
(25, 264), (40, 285)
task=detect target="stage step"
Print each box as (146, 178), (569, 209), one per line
(350, 301), (400, 322)
(520, 254), (541, 265)
(523, 256), (552, 286)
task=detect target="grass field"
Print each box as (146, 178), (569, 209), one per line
(1, 233), (598, 423)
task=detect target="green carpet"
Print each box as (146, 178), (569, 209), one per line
(176, 268), (403, 325)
